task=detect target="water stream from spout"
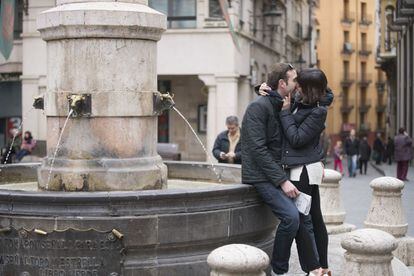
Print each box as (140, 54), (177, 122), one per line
(3, 107), (35, 164)
(46, 109), (74, 189)
(172, 107), (222, 183)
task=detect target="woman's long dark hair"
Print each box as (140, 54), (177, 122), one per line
(297, 68), (328, 105)
(24, 131), (33, 143)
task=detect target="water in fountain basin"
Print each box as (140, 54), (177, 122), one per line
(46, 109), (74, 189)
(3, 107), (35, 164)
(172, 106), (222, 183)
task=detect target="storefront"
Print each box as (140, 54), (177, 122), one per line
(0, 81), (21, 149)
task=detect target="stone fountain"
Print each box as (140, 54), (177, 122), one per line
(0, 1), (276, 275)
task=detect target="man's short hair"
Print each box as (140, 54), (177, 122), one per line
(267, 63), (295, 90)
(226, 116), (239, 126)
(399, 127), (406, 134)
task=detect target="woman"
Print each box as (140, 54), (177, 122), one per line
(260, 68), (332, 276)
(333, 140), (344, 175)
(15, 131), (37, 162)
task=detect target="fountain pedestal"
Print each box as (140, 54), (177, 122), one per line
(36, 0), (168, 191)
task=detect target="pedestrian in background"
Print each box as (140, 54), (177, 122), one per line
(373, 133), (384, 165)
(15, 131), (37, 162)
(320, 131), (331, 165)
(384, 137), (394, 165)
(394, 127), (413, 181)
(333, 140), (344, 175)
(212, 116), (241, 164)
(359, 136), (371, 175)
(345, 129), (359, 177)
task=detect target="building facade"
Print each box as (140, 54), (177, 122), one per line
(391, 0), (414, 137)
(0, 0), (24, 150)
(316, 0), (386, 143)
(7, 0), (316, 161)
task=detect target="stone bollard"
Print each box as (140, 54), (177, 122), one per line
(320, 169), (355, 234)
(341, 228), (398, 276)
(364, 177), (414, 265)
(207, 244), (269, 276)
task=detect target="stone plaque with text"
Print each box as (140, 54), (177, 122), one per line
(0, 228), (123, 276)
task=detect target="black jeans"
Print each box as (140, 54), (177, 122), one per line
(292, 167), (329, 269)
(359, 159), (368, 174)
(254, 181), (320, 274)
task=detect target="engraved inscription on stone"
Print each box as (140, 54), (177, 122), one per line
(0, 228), (123, 276)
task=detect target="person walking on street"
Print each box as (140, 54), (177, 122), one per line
(344, 129), (359, 177)
(373, 133), (384, 165)
(359, 136), (371, 175)
(394, 127), (413, 181)
(333, 140), (344, 175)
(384, 137), (394, 165)
(212, 116), (241, 164)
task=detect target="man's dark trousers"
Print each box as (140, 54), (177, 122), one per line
(254, 183), (320, 274)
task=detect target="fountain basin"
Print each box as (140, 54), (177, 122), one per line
(0, 162), (276, 275)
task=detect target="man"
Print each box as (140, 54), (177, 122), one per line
(344, 129), (359, 177)
(212, 116), (241, 164)
(394, 127), (413, 181)
(358, 136), (371, 175)
(242, 63), (319, 275)
(373, 133), (384, 165)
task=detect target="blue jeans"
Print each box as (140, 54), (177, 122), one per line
(16, 149), (30, 162)
(347, 155), (357, 176)
(254, 182), (320, 274)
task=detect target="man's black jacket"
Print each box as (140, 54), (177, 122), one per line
(241, 94), (288, 186)
(212, 130), (241, 164)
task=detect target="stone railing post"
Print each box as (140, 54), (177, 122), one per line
(341, 229), (397, 276)
(320, 169), (355, 234)
(207, 244), (269, 276)
(364, 176), (414, 265)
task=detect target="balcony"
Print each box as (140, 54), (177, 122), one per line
(341, 73), (355, 87)
(359, 74), (372, 87)
(342, 42), (355, 55)
(341, 12), (355, 24)
(359, 14), (373, 25)
(395, 0), (414, 25)
(340, 103), (354, 113)
(376, 81), (386, 93)
(376, 104), (387, 113)
(359, 44), (372, 56)
(359, 99), (371, 113)
(359, 122), (371, 132)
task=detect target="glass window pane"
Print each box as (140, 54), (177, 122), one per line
(171, 0), (196, 17)
(209, 0), (223, 18)
(149, 0), (168, 15)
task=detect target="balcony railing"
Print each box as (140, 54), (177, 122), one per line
(341, 72), (355, 87)
(342, 42), (355, 55)
(341, 11), (356, 24)
(359, 14), (373, 25)
(376, 104), (387, 113)
(359, 44), (372, 56)
(340, 103), (354, 113)
(376, 81), (386, 93)
(359, 74), (372, 87)
(359, 99), (372, 113)
(359, 122), (371, 132)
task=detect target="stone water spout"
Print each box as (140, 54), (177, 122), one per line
(153, 91), (175, 115)
(33, 95), (44, 110)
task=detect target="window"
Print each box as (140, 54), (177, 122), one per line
(361, 2), (367, 19)
(209, 0), (223, 19)
(149, 0), (196, 29)
(344, 31), (349, 42)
